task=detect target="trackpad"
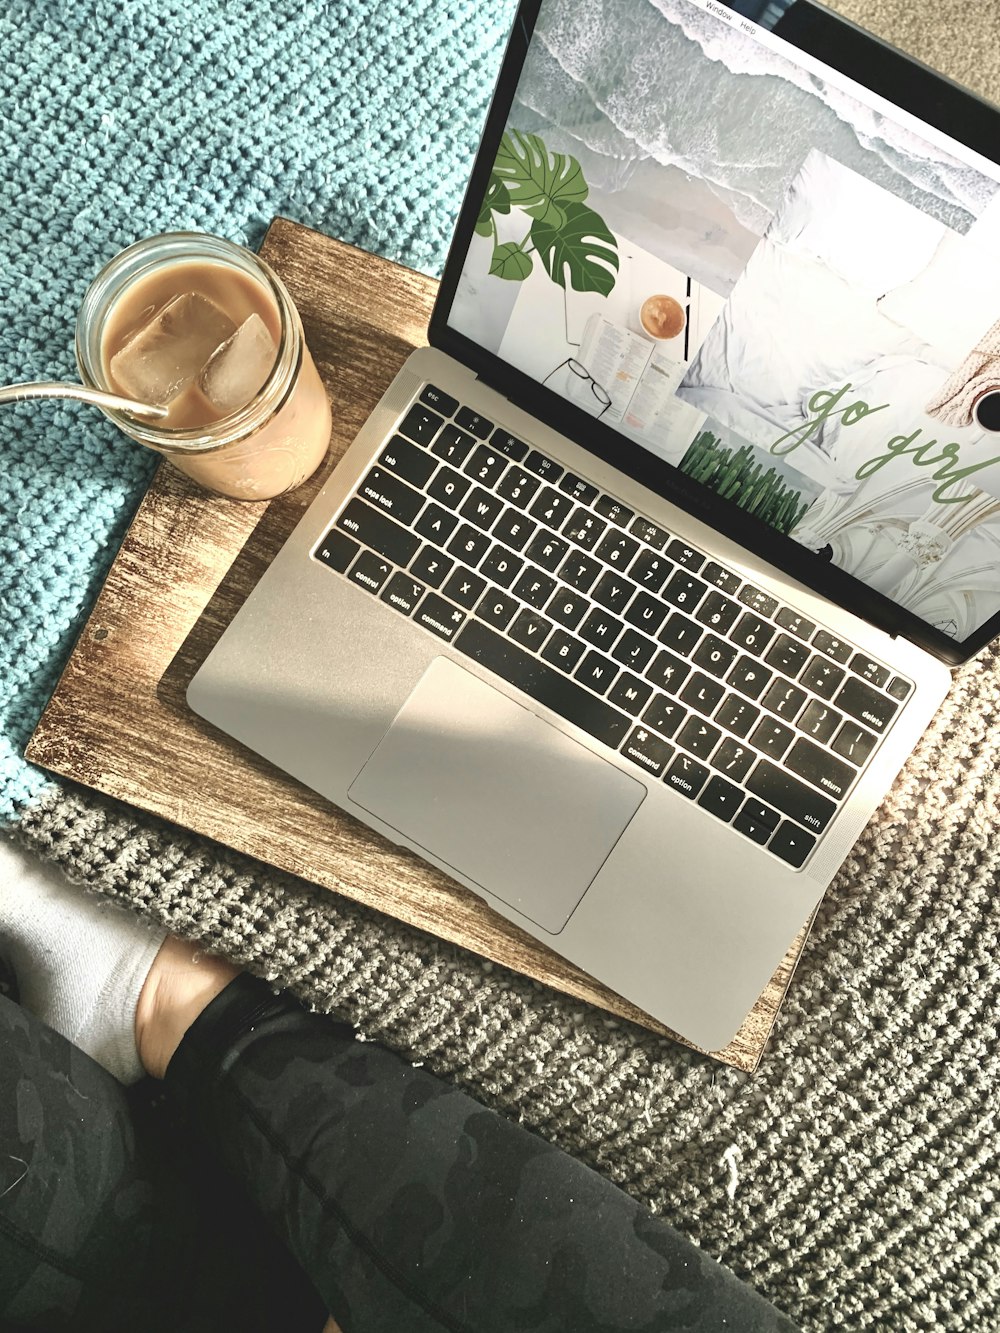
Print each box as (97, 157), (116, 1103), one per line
(348, 658), (645, 933)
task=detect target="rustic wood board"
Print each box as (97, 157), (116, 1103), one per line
(26, 216), (813, 1072)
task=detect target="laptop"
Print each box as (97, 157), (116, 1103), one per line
(188, 0), (1000, 1051)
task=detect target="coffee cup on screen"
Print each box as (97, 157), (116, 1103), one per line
(639, 294), (686, 341)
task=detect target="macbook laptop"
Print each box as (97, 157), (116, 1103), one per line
(188, 0), (1000, 1051)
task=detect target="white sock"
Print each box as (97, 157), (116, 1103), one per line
(0, 836), (167, 1083)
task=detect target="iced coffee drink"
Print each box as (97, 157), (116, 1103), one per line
(76, 233), (332, 500)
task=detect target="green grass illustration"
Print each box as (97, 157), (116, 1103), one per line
(679, 431), (810, 533)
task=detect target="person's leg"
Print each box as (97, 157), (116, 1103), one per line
(150, 963), (801, 1333)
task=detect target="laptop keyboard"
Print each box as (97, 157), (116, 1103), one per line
(312, 383), (913, 871)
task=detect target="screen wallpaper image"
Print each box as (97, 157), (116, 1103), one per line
(449, 0), (1000, 641)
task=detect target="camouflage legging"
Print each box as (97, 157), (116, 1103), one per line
(1, 972), (799, 1332)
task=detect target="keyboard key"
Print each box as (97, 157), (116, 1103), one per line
(314, 528), (359, 573)
(658, 612), (703, 656)
(441, 566), (487, 610)
(834, 676), (899, 734)
(776, 608), (816, 641)
(749, 716), (794, 759)
(419, 384), (459, 417)
(575, 650), (619, 694)
(547, 588), (590, 630)
(625, 590), (668, 637)
(728, 655), (772, 700)
(887, 675), (912, 701)
(414, 593), (466, 642)
(849, 653), (890, 689)
(746, 759), (837, 834)
(797, 700), (841, 744)
(613, 628), (656, 673)
(764, 634), (811, 677)
(455, 621), (630, 748)
(696, 591), (740, 634)
(560, 473), (598, 504)
(397, 403), (443, 445)
(447, 523), (491, 567)
(642, 693), (685, 738)
(337, 499), (420, 566)
(358, 466), (425, 524)
(523, 450), (563, 483)
(760, 679), (807, 721)
(733, 800), (779, 845)
(664, 753), (709, 799)
(702, 562), (741, 596)
(410, 543), (454, 589)
(698, 775), (744, 822)
(800, 654), (845, 700)
(591, 571), (636, 615)
(621, 726), (674, 778)
(454, 407), (493, 439)
(666, 540), (704, 572)
(711, 737), (755, 783)
(464, 444), (507, 488)
(646, 649), (691, 694)
(832, 721), (877, 767)
(476, 587), (519, 630)
(564, 507), (606, 550)
(427, 466), (472, 509)
(512, 567), (557, 610)
(596, 496), (634, 526)
(541, 628), (587, 673)
(432, 424), (476, 466)
(492, 509), (536, 552)
(496, 468), (541, 508)
(715, 695), (759, 738)
(479, 545), (523, 588)
(679, 672), (725, 717)
(738, 584), (778, 617)
(768, 820), (816, 868)
(529, 485), (574, 528)
(786, 737), (854, 802)
(595, 530), (639, 569)
(379, 435), (436, 487)
(380, 572), (425, 615)
(579, 607), (624, 650)
(630, 517), (670, 549)
(608, 672), (653, 716)
(663, 571), (707, 613)
(348, 549), (392, 595)
(560, 551), (602, 593)
(677, 715), (721, 759)
(414, 502), (459, 546)
(730, 613), (774, 656)
(630, 548), (673, 593)
(813, 630), (852, 664)
(525, 529), (569, 573)
(459, 486), (504, 531)
(490, 428), (529, 460)
(509, 607), (553, 651)
(692, 634), (738, 679)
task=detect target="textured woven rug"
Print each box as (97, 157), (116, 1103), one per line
(3, 2), (1000, 1330)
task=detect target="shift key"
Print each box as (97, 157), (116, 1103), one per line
(336, 498), (419, 566)
(746, 758), (837, 834)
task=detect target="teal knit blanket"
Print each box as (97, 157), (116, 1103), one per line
(0, 0), (515, 823)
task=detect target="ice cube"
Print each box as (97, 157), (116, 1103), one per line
(109, 292), (237, 407)
(198, 313), (277, 416)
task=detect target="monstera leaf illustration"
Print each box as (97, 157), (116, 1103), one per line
(475, 172), (510, 237)
(493, 129), (588, 228)
(530, 202), (619, 295)
(489, 242), (533, 280)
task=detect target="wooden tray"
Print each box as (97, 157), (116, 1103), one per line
(26, 217), (812, 1072)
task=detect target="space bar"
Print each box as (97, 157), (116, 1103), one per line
(455, 620), (631, 749)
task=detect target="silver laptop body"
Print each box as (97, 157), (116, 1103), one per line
(188, 0), (1000, 1050)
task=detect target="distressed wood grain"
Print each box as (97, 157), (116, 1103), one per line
(26, 217), (813, 1071)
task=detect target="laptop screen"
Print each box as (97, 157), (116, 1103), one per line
(443, 0), (1000, 656)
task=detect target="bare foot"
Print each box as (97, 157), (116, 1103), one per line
(134, 935), (240, 1079)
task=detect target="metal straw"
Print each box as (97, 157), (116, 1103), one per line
(0, 381), (168, 418)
